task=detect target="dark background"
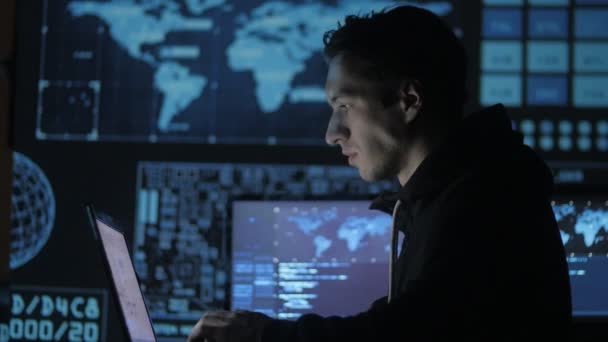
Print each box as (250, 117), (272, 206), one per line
(4, 0), (608, 341)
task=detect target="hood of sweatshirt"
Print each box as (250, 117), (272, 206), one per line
(370, 103), (555, 227)
(370, 103), (555, 302)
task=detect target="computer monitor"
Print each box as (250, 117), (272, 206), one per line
(230, 200), (401, 319)
(231, 197), (608, 319)
(552, 196), (608, 317)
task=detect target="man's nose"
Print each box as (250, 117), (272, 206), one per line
(325, 112), (349, 146)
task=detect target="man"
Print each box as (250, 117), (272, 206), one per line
(189, 5), (572, 342)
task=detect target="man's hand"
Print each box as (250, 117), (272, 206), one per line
(187, 310), (273, 342)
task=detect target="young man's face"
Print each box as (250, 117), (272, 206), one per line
(324, 54), (411, 182)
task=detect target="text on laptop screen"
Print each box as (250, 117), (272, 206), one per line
(231, 200), (402, 320)
(97, 219), (156, 342)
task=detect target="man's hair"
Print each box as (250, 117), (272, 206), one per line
(323, 5), (467, 115)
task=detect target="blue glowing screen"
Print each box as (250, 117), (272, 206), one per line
(552, 199), (608, 316)
(35, 0), (460, 145)
(231, 200), (403, 319)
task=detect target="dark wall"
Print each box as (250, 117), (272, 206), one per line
(0, 0), (15, 325)
(5, 1), (608, 341)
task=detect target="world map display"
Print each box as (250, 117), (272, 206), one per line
(269, 200), (608, 261)
(234, 201), (399, 262)
(36, 0), (459, 144)
(553, 201), (608, 254)
(286, 208), (393, 259)
(232, 200), (398, 321)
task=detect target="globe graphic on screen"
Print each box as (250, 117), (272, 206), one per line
(10, 152), (56, 269)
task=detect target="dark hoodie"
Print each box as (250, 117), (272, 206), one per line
(261, 104), (573, 341)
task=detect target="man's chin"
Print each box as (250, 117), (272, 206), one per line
(357, 165), (393, 183)
(357, 167), (377, 182)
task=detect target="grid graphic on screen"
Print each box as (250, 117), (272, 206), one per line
(480, 0), (608, 178)
(481, 0), (608, 109)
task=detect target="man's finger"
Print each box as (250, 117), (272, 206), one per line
(187, 318), (205, 342)
(187, 311), (234, 342)
(188, 313), (218, 342)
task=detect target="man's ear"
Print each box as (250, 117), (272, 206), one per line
(399, 81), (422, 124)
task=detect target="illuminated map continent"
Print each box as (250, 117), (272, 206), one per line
(313, 235), (333, 258)
(575, 209), (608, 248)
(68, 0), (216, 132)
(287, 208), (338, 235)
(337, 216), (392, 252)
(287, 210), (393, 255)
(553, 204), (608, 249)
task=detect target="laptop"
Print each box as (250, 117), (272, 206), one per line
(85, 204), (157, 342)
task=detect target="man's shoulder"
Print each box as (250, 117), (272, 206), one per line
(431, 169), (503, 209)
(415, 169), (527, 229)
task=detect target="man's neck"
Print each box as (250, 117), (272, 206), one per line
(396, 134), (441, 187)
(396, 108), (460, 187)
(397, 148), (427, 187)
